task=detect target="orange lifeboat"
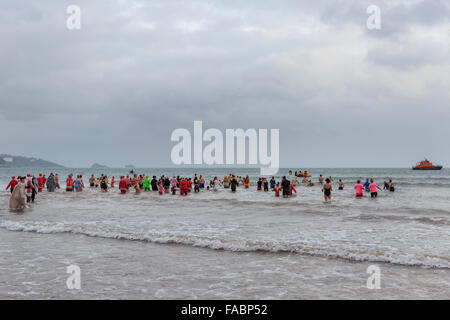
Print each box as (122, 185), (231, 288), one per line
(412, 159), (443, 170)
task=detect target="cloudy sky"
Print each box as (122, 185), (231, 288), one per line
(1, 0), (449, 168)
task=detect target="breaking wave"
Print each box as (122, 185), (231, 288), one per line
(1, 220), (448, 269)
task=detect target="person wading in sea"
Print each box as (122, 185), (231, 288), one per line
(322, 178), (332, 202)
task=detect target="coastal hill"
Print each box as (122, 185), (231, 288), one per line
(91, 163), (110, 169)
(0, 154), (65, 168)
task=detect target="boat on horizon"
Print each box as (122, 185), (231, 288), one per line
(412, 159), (443, 170)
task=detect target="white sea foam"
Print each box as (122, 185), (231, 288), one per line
(1, 220), (448, 269)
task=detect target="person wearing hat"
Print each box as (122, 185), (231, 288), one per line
(9, 177), (26, 210)
(6, 176), (18, 194)
(37, 173), (44, 192)
(25, 174), (34, 202)
(119, 176), (128, 194)
(46, 173), (56, 192)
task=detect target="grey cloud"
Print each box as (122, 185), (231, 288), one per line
(0, 0), (449, 167)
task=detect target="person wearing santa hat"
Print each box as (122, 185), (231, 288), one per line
(119, 176), (128, 194)
(25, 174), (34, 203)
(37, 174), (44, 192)
(6, 176), (18, 194)
(9, 177), (26, 210)
(179, 178), (188, 196)
(46, 173), (56, 192)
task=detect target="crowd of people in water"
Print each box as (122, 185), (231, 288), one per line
(5, 170), (395, 210)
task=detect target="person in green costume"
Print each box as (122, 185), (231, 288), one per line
(142, 175), (151, 191)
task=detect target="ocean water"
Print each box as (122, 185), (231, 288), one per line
(0, 168), (449, 299)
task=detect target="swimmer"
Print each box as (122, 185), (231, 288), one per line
(243, 175), (250, 189)
(363, 179), (370, 192)
(6, 176), (18, 194)
(170, 176), (178, 189)
(270, 177), (276, 189)
(9, 177), (26, 210)
(55, 174), (60, 189)
(322, 178), (332, 202)
(388, 179), (395, 192)
(230, 177), (237, 192)
(119, 176), (128, 194)
(273, 183), (280, 197)
(257, 178), (262, 191)
(289, 183), (296, 197)
(100, 176), (108, 192)
(263, 178), (269, 191)
(199, 175), (205, 189)
(134, 180), (141, 194)
(318, 175), (324, 184)
(180, 178), (189, 195)
(164, 177), (170, 193)
(194, 178), (200, 193)
(338, 179), (344, 190)
(31, 176), (38, 203)
(368, 179), (382, 198)
(281, 176), (290, 198)
(46, 173), (56, 192)
(223, 176), (230, 188)
(89, 175), (95, 187)
(74, 175), (84, 192)
(66, 174), (74, 192)
(142, 176), (151, 191)
(37, 174), (44, 192)
(151, 176), (158, 191)
(354, 180), (364, 197)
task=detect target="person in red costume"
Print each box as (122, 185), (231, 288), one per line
(273, 183), (281, 197)
(25, 174), (33, 202)
(6, 176), (18, 194)
(119, 176), (129, 194)
(289, 183), (297, 197)
(66, 174), (74, 192)
(37, 174), (44, 192)
(179, 178), (188, 196)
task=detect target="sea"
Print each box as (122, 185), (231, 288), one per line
(0, 167), (449, 299)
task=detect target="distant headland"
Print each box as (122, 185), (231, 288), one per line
(0, 154), (65, 168)
(91, 163), (110, 169)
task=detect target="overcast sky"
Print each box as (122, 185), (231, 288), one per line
(1, 0), (449, 168)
